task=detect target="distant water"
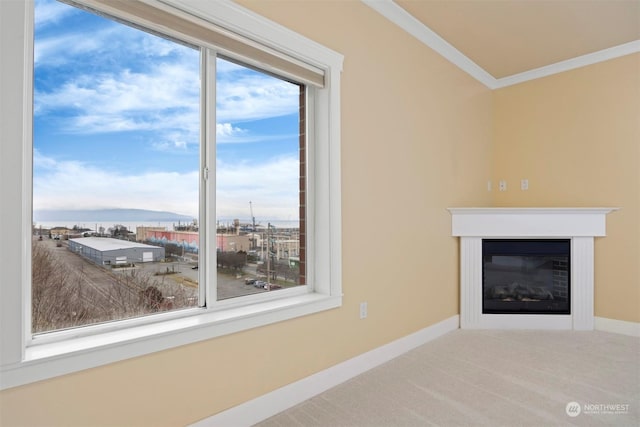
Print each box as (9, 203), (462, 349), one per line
(33, 208), (194, 223)
(34, 219), (300, 232)
(34, 221), (182, 233)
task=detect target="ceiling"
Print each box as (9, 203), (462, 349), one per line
(377, 0), (640, 83)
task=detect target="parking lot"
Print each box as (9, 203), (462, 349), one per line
(135, 259), (268, 300)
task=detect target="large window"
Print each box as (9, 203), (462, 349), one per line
(31, 2), (307, 333)
(0, 0), (342, 390)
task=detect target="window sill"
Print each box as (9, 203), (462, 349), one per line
(1, 292), (341, 390)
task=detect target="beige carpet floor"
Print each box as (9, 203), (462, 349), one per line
(257, 330), (640, 427)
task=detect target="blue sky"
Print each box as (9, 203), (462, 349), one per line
(33, 0), (300, 224)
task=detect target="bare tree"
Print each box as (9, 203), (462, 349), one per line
(31, 241), (197, 333)
(32, 241), (102, 332)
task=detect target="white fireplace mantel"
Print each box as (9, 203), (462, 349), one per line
(448, 208), (618, 330)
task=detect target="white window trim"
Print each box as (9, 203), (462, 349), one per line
(0, 0), (343, 390)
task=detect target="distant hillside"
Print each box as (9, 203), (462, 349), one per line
(34, 209), (194, 222)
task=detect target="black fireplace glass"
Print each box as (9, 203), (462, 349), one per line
(482, 239), (570, 315)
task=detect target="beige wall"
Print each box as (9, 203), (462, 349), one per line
(0, 1), (492, 425)
(492, 53), (640, 322)
(3, 2), (638, 426)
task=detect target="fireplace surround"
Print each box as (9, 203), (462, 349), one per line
(448, 208), (617, 330)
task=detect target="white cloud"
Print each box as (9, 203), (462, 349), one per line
(34, 33), (104, 67)
(216, 122), (258, 144)
(216, 123), (243, 137)
(33, 151), (199, 217)
(215, 156), (299, 222)
(33, 152), (299, 221)
(216, 73), (300, 123)
(35, 7), (201, 140)
(152, 130), (192, 151)
(35, 0), (77, 28)
(34, 11), (298, 141)
(215, 123), (300, 146)
(35, 4), (192, 68)
(45, 65), (198, 114)
(35, 63), (200, 137)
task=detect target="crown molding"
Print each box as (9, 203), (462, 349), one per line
(361, 0), (497, 89)
(362, 0), (640, 90)
(493, 40), (640, 88)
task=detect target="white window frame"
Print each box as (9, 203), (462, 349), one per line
(0, 0), (342, 390)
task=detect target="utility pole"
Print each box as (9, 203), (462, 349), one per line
(249, 201), (257, 250)
(265, 223), (279, 284)
(267, 222), (272, 284)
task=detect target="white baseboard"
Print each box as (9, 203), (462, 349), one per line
(190, 315), (460, 427)
(595, 316), (640, 337)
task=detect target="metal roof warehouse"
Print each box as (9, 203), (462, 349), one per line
(68, 237), (165, 265)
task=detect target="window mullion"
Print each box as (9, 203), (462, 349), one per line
(203, 48), (217, 306)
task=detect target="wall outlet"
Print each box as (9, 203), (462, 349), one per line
(521, 179), (529, 190)
(360, 302), (368, 319)
(499, 180), (507, 191)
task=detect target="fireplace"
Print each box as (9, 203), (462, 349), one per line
(448, 208), (617, 330)
(482, 239), (570, 315)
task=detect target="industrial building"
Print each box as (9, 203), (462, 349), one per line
(68, 237), (165, 266)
